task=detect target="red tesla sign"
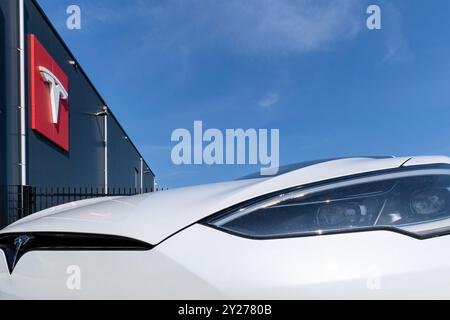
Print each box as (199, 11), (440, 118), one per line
(29, 34), (69, 151)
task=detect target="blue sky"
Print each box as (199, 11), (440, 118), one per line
(38, 0), (450, 188)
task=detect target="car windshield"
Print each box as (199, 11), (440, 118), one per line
(238, 156), (394, 180)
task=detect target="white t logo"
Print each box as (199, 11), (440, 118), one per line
(39, 66), (69, 124)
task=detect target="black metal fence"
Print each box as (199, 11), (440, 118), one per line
(7, 185), (154, 225)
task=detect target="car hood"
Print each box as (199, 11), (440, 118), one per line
(2, 156), (449, 244)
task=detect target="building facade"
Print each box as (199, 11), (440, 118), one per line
(0, 0), (155, 227)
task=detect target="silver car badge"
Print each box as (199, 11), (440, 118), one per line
(11, 235), (32, 270)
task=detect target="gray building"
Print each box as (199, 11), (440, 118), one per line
(0, 0), (155, 227)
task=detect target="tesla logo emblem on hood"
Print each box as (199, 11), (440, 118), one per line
(12, 236), (31, 268)
(0, 234), (35, 274)
(11, 235), (32, 270)
(39, 66), (69, 124)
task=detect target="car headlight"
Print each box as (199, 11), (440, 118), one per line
(206, 168), (450, 239)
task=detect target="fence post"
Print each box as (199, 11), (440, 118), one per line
(21, 186), (32, 218)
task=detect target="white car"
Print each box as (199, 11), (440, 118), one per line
(2, 156), (450, 299)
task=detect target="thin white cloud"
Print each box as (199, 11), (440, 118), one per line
(381, 2), (414, 63)
(258, 92), (280, 108)
(137, 0), (364, 55)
